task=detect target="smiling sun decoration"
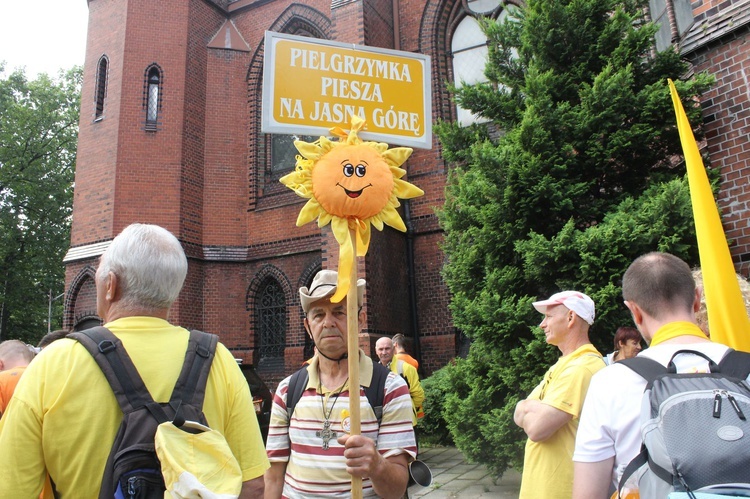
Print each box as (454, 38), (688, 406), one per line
(280, 116), (424, 303)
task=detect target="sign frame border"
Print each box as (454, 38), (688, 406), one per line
(261, 31), (433, 149)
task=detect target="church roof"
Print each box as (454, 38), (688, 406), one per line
(681, 0), (750, 55)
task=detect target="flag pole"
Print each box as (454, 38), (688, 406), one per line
(347, 227), (363, 498)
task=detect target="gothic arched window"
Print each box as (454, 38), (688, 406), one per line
(94, 55), (108, 120)
(257, 278), (287, 367)
(144, 65), (162, 130)
(451, 1), (516, 126)
(452, 16), (492, 126)
(650, 0), (693, 51)
(271, 133), (316, 174)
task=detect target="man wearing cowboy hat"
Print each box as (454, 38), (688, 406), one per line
(264, 269), (417, 498)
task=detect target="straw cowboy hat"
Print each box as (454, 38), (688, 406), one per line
(299, 270), (365, 313)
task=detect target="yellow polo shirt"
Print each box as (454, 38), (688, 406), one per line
(0, 317), (269, 498)
(519, 343), (605, 499)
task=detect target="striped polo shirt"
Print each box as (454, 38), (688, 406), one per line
(266, 350), (417, 498)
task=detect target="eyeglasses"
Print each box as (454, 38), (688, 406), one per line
(538, 370), (553, 400)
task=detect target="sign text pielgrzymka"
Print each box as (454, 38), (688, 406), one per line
(261, 31), (432, 149)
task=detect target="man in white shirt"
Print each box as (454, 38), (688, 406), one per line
(572, 252), (730, 498)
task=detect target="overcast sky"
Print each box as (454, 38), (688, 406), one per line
(1, 0), (89, 78)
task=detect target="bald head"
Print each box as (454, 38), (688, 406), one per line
(375, 337), (394, 366)
(622, 252), (696, 320)
(0, 340), (36, 371)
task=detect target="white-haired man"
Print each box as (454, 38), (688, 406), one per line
(375, 336), (425, 427)
(0, 223), (269, 497)
(265, 269), (417, 498)
(514, 290), (605, 498)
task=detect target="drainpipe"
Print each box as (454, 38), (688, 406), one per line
(393, 0), (417, 362)
(404, 199), (421, 367)
(392, 0), (400, 51)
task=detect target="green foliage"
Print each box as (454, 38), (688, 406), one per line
(434, 0), (714, 475)
(0, 64), (81, 343)
(417, 365), (454, 446)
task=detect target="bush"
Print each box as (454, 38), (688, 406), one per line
(417, 364), (454, 446)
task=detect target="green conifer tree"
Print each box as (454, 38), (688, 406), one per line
(435, 0), (713, 473)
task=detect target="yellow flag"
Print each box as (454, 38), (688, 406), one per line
(668, 79), (750, 351)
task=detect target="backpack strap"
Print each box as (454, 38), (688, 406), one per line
(169, 330), (218, 412)
(617, 446), (674, 495)
(285, 366), (310, 420)
(70, 326), (170, 424)
(618, 356), (667, 388)
(618, 447), (646, 494)
(70, 327), (218, 426)
(718, 349), (750, 380)
(366, 361), (390, 422)
(617, 358), (676, 496)
(286, 361), (389, 424)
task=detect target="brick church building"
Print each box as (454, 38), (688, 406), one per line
(63, 0), (750, 384)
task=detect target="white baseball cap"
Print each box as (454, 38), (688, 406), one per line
(532, 291), (595, 325)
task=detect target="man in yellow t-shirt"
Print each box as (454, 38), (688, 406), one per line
(376, 336), (425, 426)
(514, 290), (605, 499)
(0, 224), (269, 498)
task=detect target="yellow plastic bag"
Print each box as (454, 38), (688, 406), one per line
(155, 421), (242, 499)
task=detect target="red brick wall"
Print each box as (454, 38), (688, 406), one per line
(333, 2), (366, 43)
(111, 0), (187, 235)
(203, 48), (251, 247)
(687, 8), (750, 275)
(363, 0), (395, 48)
(72, 0), (750, 385)
(70, 0), (128, 246)
(420, 334), (457, 374)
(68, 0), (750, 387)
(365, 228), (412, 337)
(66, 0), (487, 387)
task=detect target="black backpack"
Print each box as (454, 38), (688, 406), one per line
(286, 361), (390, 423)
(69, 326), (217, 499)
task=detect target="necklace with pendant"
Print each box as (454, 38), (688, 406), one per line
(316, 376), (348, 450)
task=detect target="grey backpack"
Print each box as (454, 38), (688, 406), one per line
(618, 349), (750, 498)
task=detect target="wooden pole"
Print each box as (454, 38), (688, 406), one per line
(347, 227), (363, 498)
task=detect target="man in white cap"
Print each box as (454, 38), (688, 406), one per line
(514, 290), (605, 499)
(264, 269), (417, 498)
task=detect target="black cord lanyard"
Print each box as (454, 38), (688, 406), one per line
(316, 376), (348, 450)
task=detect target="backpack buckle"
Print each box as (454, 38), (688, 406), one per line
(196, 344), (210, 359)
(97, 340), (117, 354)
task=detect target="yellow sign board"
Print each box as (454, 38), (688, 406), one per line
(262, 31), (432, 149)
